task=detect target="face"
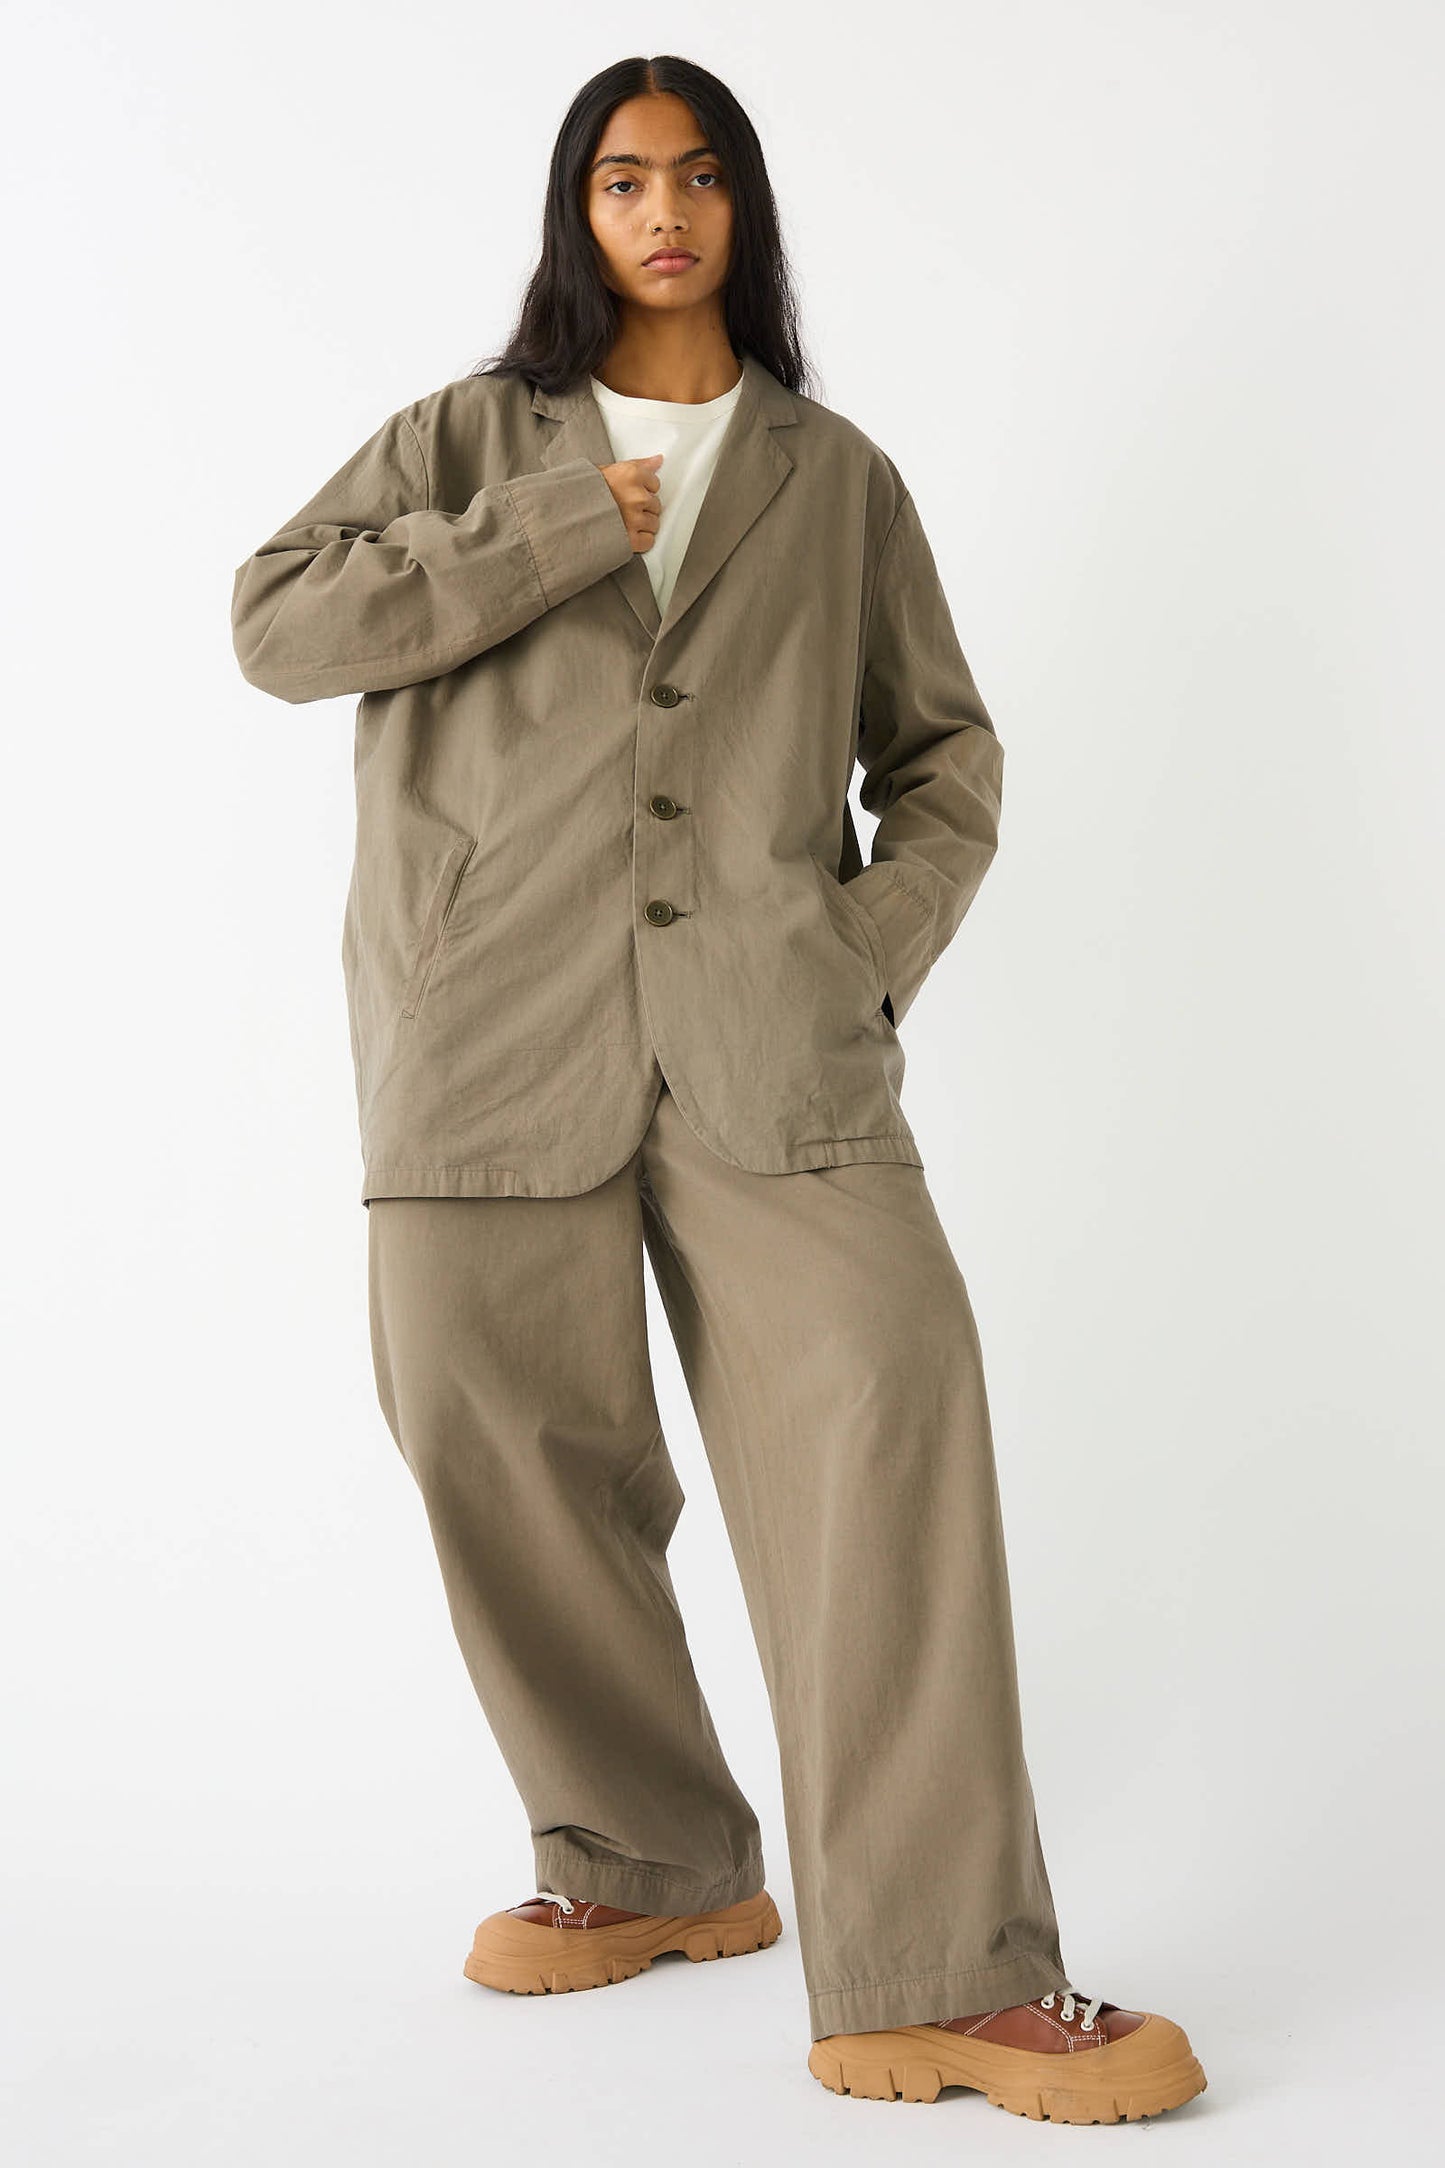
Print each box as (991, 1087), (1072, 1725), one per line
(584, 91), (733, 316)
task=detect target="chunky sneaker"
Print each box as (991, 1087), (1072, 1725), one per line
(464, 1886), (783, 1995)
(808, 1986), (1207, 2122)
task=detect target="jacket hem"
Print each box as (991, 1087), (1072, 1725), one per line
(360, 1130), (923, 1204)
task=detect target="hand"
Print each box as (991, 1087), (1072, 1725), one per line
(600, 455), (663, 554)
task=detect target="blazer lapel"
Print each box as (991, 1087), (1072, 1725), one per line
(531, 350), (797, 645)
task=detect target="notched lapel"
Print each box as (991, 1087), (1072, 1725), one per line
(530, 351), (797, 646)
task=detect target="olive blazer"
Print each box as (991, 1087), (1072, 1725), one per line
(230, 350), (1005, 1202)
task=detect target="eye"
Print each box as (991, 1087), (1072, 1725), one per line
(691, 171), (722, 188)
(605, 177), (638, 196)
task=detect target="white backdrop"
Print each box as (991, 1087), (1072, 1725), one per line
(4, 2), (1442, 2160)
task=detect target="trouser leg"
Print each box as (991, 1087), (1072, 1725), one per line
(636, 1083), (1070, 2038)
(365, 1164), (766, 1916)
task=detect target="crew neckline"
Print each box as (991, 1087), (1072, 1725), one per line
(588, 370), (744, 414)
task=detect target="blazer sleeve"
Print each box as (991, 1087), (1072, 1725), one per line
(844, 489), (1006, 1027)
(230, 403), (635, 704)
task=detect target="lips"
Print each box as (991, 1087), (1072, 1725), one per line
(644, 250), (697, 268)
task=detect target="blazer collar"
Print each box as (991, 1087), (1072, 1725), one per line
(531, 350), (797, 643)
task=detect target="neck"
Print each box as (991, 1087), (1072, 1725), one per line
(594, 315), (741, 404)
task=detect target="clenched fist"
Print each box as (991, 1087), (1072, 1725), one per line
(600, 455), (664, 554)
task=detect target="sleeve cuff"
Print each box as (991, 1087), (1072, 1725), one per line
(844, 864), (936, 1027)
(504, 457), (634, 609)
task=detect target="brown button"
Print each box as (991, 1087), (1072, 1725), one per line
(649, 683), (682, 708)
(644, 899), (676, 925)
(648, 794), (679, 819)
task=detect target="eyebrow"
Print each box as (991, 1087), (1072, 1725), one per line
(589, 145), (718, 175)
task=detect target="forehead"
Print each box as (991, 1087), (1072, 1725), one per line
(590, 92), (710, 167)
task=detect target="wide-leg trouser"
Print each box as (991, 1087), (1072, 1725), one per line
(366, 1070), (1070, 2040)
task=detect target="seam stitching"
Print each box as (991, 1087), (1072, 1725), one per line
(502, 474), (551, 610)
(399, 412), (432, 512)
(811, 1953), (1071, 1997)
(872, 863), (934, 927)
(531, 1851), (762, 1887)
(861, 489), (911, 652)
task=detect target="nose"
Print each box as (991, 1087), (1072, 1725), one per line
(649, 180), (691, 232)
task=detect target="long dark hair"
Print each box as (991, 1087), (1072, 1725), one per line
(471, 55), (817, 399)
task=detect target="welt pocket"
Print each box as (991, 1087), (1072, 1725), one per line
(400, 834), (476, 1019)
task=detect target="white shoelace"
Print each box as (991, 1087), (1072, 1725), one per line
(1040, 1987), (1102, 2030)
(536, 1889), (576, 1912)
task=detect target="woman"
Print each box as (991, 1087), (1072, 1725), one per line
(230, 53), (1206, 2124)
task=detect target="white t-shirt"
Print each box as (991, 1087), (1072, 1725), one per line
(588, 368), (745, 614)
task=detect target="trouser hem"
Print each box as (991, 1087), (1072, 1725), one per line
(808, 1949), (1073, 2042)
(530, 1838), (768, 1918)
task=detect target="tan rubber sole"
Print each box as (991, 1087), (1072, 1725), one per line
(807, 2012), (1208, 2122)
(463, 1888), (783, 1995)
